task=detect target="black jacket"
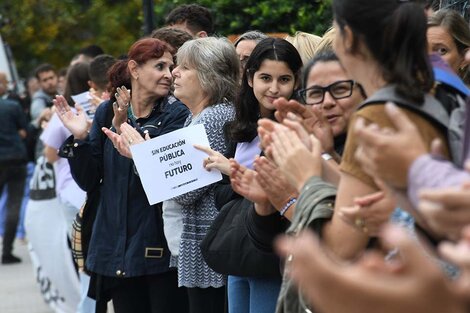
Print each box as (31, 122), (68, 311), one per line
(62, 97), (189, 277)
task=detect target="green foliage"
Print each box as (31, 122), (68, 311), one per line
(1, 0), (142, 76)
(154, 0), (333, 36)
(0, 0), (333, 77)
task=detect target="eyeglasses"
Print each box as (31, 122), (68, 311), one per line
(297, 80), (355, 105)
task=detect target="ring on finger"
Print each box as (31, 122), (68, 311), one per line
(129, 139), (133, 144)
(207, 157), (211, 162)
(355, 217), (365, 228)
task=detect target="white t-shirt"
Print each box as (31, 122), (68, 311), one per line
(40, 113), (86, 209)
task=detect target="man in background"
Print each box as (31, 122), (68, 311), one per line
(0, 72), (27, 264)
(30, 63), (58, 124)
(165, 4), (214, 38)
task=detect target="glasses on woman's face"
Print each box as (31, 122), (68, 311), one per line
(297, 80), (355, 105)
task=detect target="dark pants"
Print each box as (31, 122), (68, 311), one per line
(110, 270), (188, 313)
(0, 164), (26, 256)
(187, 286), (226, 313)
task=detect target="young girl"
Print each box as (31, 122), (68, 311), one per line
(196, 37), (302, 313)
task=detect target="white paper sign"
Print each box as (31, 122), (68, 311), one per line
(130, 124), (222, 204)
(71, 91), (95, 119)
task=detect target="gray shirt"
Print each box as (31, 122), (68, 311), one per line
(30, 89), (53, 122)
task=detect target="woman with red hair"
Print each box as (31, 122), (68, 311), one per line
(54, 38), (189, 313)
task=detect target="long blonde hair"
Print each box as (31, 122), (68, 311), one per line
(285, 31), (322, 64)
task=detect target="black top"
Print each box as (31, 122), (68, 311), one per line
(62, 97), (189, 277)
(0, 98), (27, 165)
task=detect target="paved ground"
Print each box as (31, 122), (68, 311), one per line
(0, 239), (53, 313)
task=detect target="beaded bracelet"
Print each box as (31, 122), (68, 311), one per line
(280, 197), (297, 216)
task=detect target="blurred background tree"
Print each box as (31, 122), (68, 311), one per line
(0, 0), (142, 77)
(154, 0), (332, 36)
(0, 0), (332, 77)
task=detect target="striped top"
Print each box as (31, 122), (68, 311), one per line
(172, 101), (235, 288)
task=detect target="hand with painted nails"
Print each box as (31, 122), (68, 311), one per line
(54, 95), (89, 140)
(112, 86), (131, 134)
(194, 144), (230, 175)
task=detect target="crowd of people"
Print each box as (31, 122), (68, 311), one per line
(2, 0), (470, 313)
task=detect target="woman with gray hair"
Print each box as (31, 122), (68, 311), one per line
(234, 30), (268, 73)
(97, 36), (238, 312)
(170, 36), (239, 313)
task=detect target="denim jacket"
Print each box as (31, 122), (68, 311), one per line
(61, 97), (189, 277)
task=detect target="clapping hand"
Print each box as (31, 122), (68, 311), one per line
(338, 179), (397, 236)
(269, 123), (323, 192)
(274, 98), (336, 158)
(54, 95), (90, 140)
(229, 159), (274, 215)
(254, 156), (297, 213)
(102, 122), (147, 159)
(419, 182), (470, 241)
(112, 86), (131, 134)
(275, 225), (466, 313)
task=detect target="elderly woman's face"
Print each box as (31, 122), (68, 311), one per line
(172, 62), (203, 106)
(236, 39), (257, 72)
(134, 51), (173, 98)
(427, 26), (466, 74)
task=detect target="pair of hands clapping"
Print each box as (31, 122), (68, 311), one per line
(275, 224), (469, 313)
(54, 86), (146, 159)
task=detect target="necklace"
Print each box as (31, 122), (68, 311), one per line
(127, 102), (153, 120)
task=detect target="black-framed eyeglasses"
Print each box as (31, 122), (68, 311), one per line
(297, 80), (355, 105)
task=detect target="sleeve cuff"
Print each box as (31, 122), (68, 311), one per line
(249, 204), (283, 233)
(58, 135), (89, 158)
(293, 176), (337, 235)
(408, 154), (470, 207)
